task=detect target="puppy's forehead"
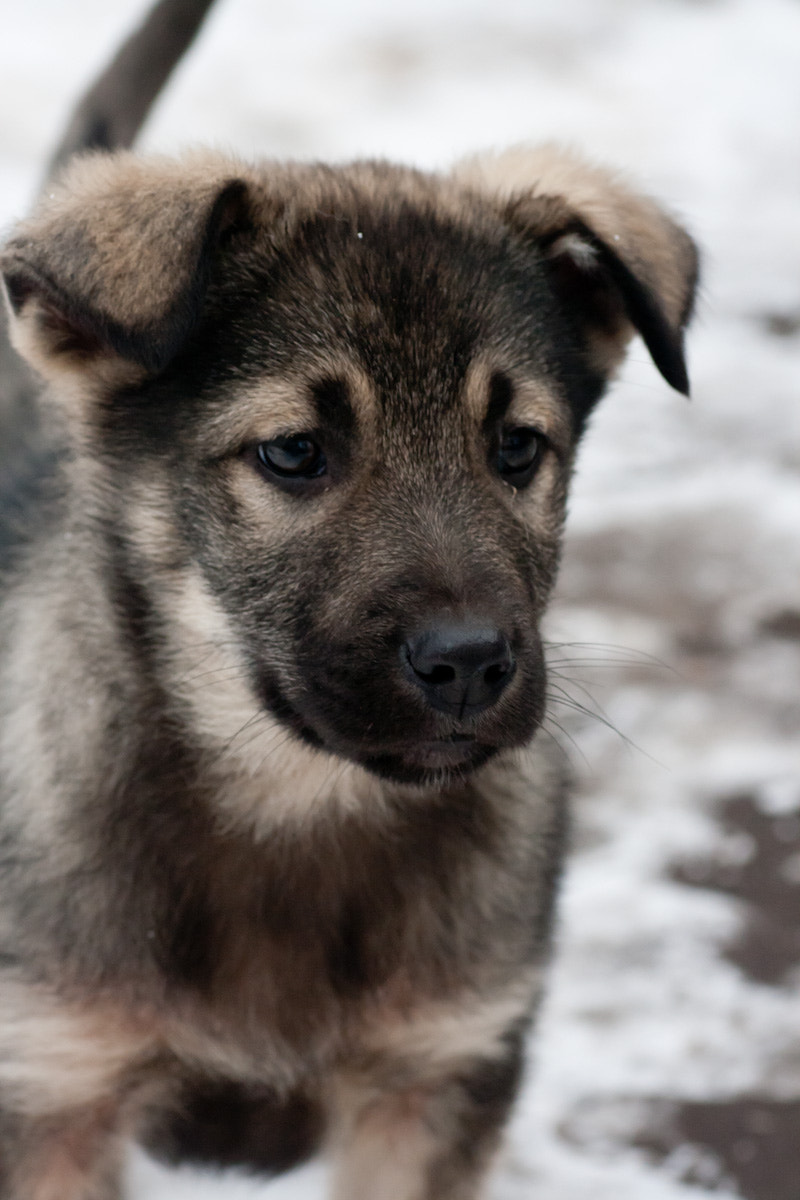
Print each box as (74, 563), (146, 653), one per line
(225, 194), (562, 418)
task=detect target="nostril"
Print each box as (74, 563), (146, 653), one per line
(414, 662), (457, 686)
(484, 661), (510, 686)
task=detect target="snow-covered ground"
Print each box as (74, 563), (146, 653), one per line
(1, 1), (798, 1197)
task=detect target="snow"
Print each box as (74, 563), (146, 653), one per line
(1, 1), (799, 1196)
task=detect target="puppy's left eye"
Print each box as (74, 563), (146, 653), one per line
(256, 434), (327, 479)
(495, 427), (545, 487)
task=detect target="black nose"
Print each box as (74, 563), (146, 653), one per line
(403, 624), (515, 717)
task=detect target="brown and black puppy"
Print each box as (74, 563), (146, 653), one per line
(0, 32), (697, 1200)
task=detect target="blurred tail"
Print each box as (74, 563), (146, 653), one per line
(45, 0), (218, 185)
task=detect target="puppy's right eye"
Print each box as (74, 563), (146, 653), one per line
(256, 435), (327, 480)
(495, 426), (545, 488)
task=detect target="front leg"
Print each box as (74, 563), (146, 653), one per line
(328, 1016), (527, 1200)
(0, 978), (155, 1200)
(0, 1106), (124, 1200)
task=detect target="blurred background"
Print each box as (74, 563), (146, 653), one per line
(1, 1), (799, 1197)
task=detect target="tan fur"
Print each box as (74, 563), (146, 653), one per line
(115, 466), (391, 837)
(152, 562), (390, 835)
(11, 1117), (122, 1200)
(0, 563), (113, 848)
(328, 1082), (450, 1200)
(462, 357), (572, 449)
(190, 368), (376, 459)
(4, 293), (149, 393)
(14, 152), (252, 338)
(0, 982), (154, 1116)
(452, 143), (696, 331)
(328, 1052), (504, 1200)
(360, 974), (542, 1081)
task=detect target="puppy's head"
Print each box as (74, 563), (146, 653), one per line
(1, 149), (697, 789)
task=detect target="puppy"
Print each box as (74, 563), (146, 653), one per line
(0, 7), (697, 1199)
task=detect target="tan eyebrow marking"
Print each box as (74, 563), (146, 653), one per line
(463, 357), (572, 458)
(195, 360), (379, 457)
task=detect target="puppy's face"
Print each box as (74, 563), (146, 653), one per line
(140, 206), (582, 783)
(1, 153), (697, 788)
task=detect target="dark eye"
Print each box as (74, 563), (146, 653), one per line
(256, 434), (326, 480)
(495, 426), (545, 487)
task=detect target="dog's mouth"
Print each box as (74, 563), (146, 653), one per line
(393, 733), (484, 768)
(257, 675), (503, 783)
(359, 735), (496, 785)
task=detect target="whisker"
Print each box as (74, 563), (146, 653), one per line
(540, 635), (678, 766)
(250, 728), (304, 776)
(544, 639), (676, 674)
(540, 715), (589, 766)
(221, 710), (271, 756)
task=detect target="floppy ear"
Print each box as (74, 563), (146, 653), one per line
(453, 145), (699, 395)
(0, 152), (253, 387)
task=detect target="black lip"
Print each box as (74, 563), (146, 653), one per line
(258, 675), (497, 783)
(360, 741), (497, 786)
